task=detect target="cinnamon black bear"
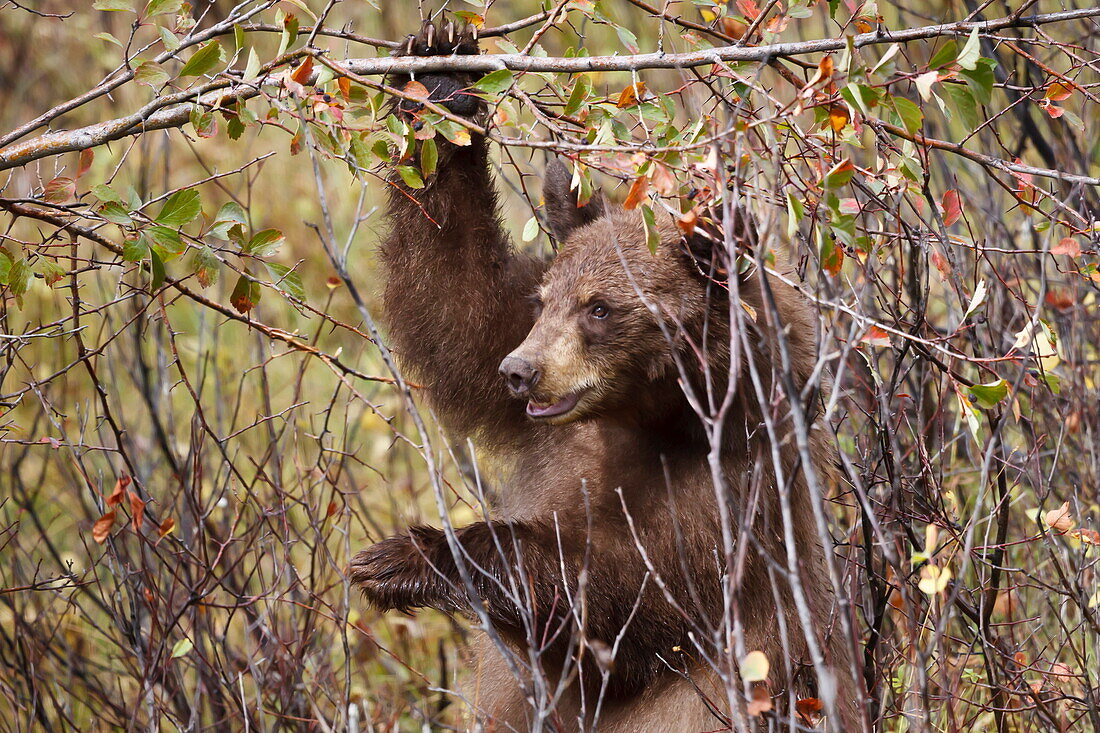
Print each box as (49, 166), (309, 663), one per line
(351, 18), (863, 732)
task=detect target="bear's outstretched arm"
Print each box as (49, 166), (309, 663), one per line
(350, 520), (684, 698)
(380, 20), (545, 448)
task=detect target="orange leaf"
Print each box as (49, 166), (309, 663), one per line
(1045, 82), (1074, 102)
(677, 209), (698, 236)
(720, 17), (748, 39)
(817, 55), (834, 81)
(92, 511), (116, 544)
(862, 325), (892, 348)
(1051, 237), (1080, 257)
(337, 76), (351, 102)
(158, 517), (176, 539)
(796, 698), (823, 725)
(941, 190), (962, 226)
(107, 475), (131, 507)
(616, 81), (646, 108)
(623, 175), (650, 210)
(290, 56), (314, 86)
(129, 492), (146, 533)
(403, 80), (430, 101)
(829, 105), (849, 132)
(1044, 501), (1073, 534)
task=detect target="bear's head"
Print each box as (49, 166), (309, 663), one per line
(499, 160), (742, 426)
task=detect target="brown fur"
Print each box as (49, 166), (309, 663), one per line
(350, 18), (864, 732)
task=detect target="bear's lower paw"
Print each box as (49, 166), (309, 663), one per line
(349, 530), (456, 613)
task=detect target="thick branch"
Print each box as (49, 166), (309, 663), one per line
(1, 7), (1097, 172)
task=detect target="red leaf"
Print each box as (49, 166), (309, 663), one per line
(78, 149), (94, 178)
(44, 176), (76, 205)
(1044, 82), (1074, 102)
(736, 0), (761, 20)
(92, 511), (116, 544)
(941, 190), (962, 226)
(862, 325), (892, 348)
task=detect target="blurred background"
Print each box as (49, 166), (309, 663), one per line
(1, 0), (1098, 730)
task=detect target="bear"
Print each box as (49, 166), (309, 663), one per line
(350, 17), (864, 732)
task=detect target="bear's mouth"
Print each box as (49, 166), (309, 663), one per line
(526, 391), (583, 419)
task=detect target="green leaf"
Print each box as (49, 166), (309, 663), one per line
(93, 184), (123, 203)
(123, 238), (149, 262)
(156, 189), (201, 228)
(93, 0), (134, 11)
(892, 97), (924, 134)
(98, 202), (133, 225)
(7, 259), (33, 298)
(928, 40), (957, 69)
(170, 638), (193, 659)
(942, 84), (979, 131)
(473, 69), (515, 95)
(641, 204), (660, 254)
(144, 0), (182, 17)
(94, 32), (124, 47)
(230, 273), (260, 313)
(968, 379), (1008, 409)
(135, 61), (170, 88)
(246, 229), (285, 257)
(960, 59), (995, 106)
(957, 27), (981, 71)
(564, 74), (591, 117)
(149, 248), (166, 291)
(38, 259), (65, 287)
(522, 216), (539, 243)
(214, 201), (248, 227)
(823, 160), (855, 189)
(159, 26), (180, 51)
(146, 225), (184, 257)
(396, 165), (424, 189)
(420, 138), (438, 178)
(785, 191), (804, 238)
(190, 105), (218, 138)
(840, 83), (880, 115)
(265, 262), (304, 300)
(178, 40), (224, 78)
(242, 47), (261, 82)
(191, 246), (219, 287)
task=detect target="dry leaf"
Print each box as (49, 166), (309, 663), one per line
(616, 82), (646, 108)
(107, 475), (131, 507)
(129, 492), (146, 533)
(829, 105), (849, 132)
(747, 683), (772, 716)
(677, 209), (698, 236)
(403, 80), (431, 101)
(796, 698), (823, 726)
(1044, 501), (1073, 533)
(92, 511), (116, 544)
(290, 56), (314, 85)
(1045, 82), (1074, 101)
(1051, 237), (1080, 257)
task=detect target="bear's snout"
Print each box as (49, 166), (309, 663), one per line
(499, 355), (541, 397)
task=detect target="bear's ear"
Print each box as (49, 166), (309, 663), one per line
(682, 204), (758, 283)
(542, 157), (607, 243)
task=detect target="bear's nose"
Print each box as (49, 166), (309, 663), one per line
(499, 356), (540, 397)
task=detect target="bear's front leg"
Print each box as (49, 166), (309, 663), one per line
(349, 526), (462, 613)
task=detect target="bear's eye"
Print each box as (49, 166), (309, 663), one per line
(589, 303), (610, 320)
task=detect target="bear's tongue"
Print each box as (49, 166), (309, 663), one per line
(526, 392), (580, 418)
